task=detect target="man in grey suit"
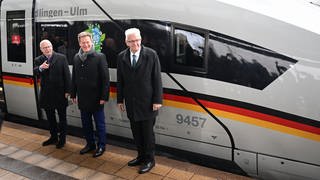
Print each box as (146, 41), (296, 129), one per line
(117, 28), (163, 174)
(34, 39), (71, 149)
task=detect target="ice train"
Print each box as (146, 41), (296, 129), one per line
(1, 0), (320, 179)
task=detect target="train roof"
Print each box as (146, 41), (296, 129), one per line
(98, 0), (320, 61)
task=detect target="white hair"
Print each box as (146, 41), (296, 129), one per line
(125, 28), (141, 41)
(39, 39), (52, 48)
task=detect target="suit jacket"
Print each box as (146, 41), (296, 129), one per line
(117, 45), (163, 121)
(34, 52), (71, 109)
(71, 52), (110, 112)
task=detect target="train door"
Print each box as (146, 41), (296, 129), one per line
(0, 0), (39, 119)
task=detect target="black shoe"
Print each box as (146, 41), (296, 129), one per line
(42, 137), (58, 146)
(139, 161), (155, 174)
(56, 140), (65, 149)
(80, 145), (96, 155)
(93, 147), (105, 158)
(128, 157), (143, 166)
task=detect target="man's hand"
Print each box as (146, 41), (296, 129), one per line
(153, 104), (162, 111)
(40, 61), (49, 70)
(118, 103), (125, 112)
(100, 100), (105, 105)
(71, 98), (77, 104)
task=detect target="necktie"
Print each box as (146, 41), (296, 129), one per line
(132, 54), (137, 67)
(47, 56), (52, 64)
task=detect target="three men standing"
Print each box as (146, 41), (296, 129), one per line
(34, 39), (71, 149)
(117, 28), (163, 174)
(71, 32), (110, 158)
(35, 28), (162, 170)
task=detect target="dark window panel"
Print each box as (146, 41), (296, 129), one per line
(114, 20), (171, 71)
(207, 34), (296, 89)
(7, 11), (26, 63)
(35, 22), (70, 62)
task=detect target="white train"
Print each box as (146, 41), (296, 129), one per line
(1, 0), (320, 179)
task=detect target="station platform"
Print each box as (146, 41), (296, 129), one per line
(0, 121), (252, 180)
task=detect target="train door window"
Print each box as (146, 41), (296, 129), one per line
(7, 11), (26, 63)
(174, 28), (205, 69)
(35, 22), (70, 63)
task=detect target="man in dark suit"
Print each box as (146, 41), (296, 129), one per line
(117, 28), (163, 174)
(34, 39), (71, 149)
(71, 32), (110, 158)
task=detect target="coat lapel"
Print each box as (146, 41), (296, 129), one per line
(134, 46), (144, 69)
(49, 52), (57, 66)
(123, 49), (132, 68)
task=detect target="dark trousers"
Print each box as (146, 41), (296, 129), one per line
(130, 118), (156, 163)
(80, 108), (106, 148)
(45, 107), (67, 141)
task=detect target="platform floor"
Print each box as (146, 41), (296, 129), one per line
(0, 121), (253, 180)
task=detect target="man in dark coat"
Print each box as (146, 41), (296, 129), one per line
(117, 28), (163, 174)
(34, 39), (71, 149)
(71, 32), (110, 158)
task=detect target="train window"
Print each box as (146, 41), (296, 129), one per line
(126, 20), (171, 71)
(7, 11), (26, 63)
(108, 19), (171, 70)
(174, 29), (205, 68)
(35, 22), (70, 62)
(141, 21), (171, 71)
(99, 21), (126, 68)
(207, 34), (296, 89)
(68, 21), (125, 68)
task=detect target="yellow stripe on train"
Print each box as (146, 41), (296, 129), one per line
(3, 80), (34, 88)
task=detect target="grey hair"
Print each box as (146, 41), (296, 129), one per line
(125, 28), (141, 41)
(39, 39), (52, 48)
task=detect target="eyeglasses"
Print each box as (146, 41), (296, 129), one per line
(127, 39), (141, 43)
(41, 46), (52, 49)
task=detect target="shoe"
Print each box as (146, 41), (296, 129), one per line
(139, 161), (155, 174)
(93, 147), (105, 158)
(42, 137), (58, 146)
(128, 157), (143, 166)
(56, 140), (65, 149)
(79, 145), (96, 155)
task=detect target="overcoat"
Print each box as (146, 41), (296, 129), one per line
(34, 52), (71, 109)
(71, 52), (110, 112)
(117, 46), (163, 121)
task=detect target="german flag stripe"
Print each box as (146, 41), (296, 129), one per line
(110, 85), (320, 141)
(3, 75), (34, 87)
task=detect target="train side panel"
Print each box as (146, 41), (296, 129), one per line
(0, 0), (319, 179)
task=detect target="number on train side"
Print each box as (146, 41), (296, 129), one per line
(176, 113), (206, 128)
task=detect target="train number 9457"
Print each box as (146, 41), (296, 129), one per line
(176, 114), (207, 128)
